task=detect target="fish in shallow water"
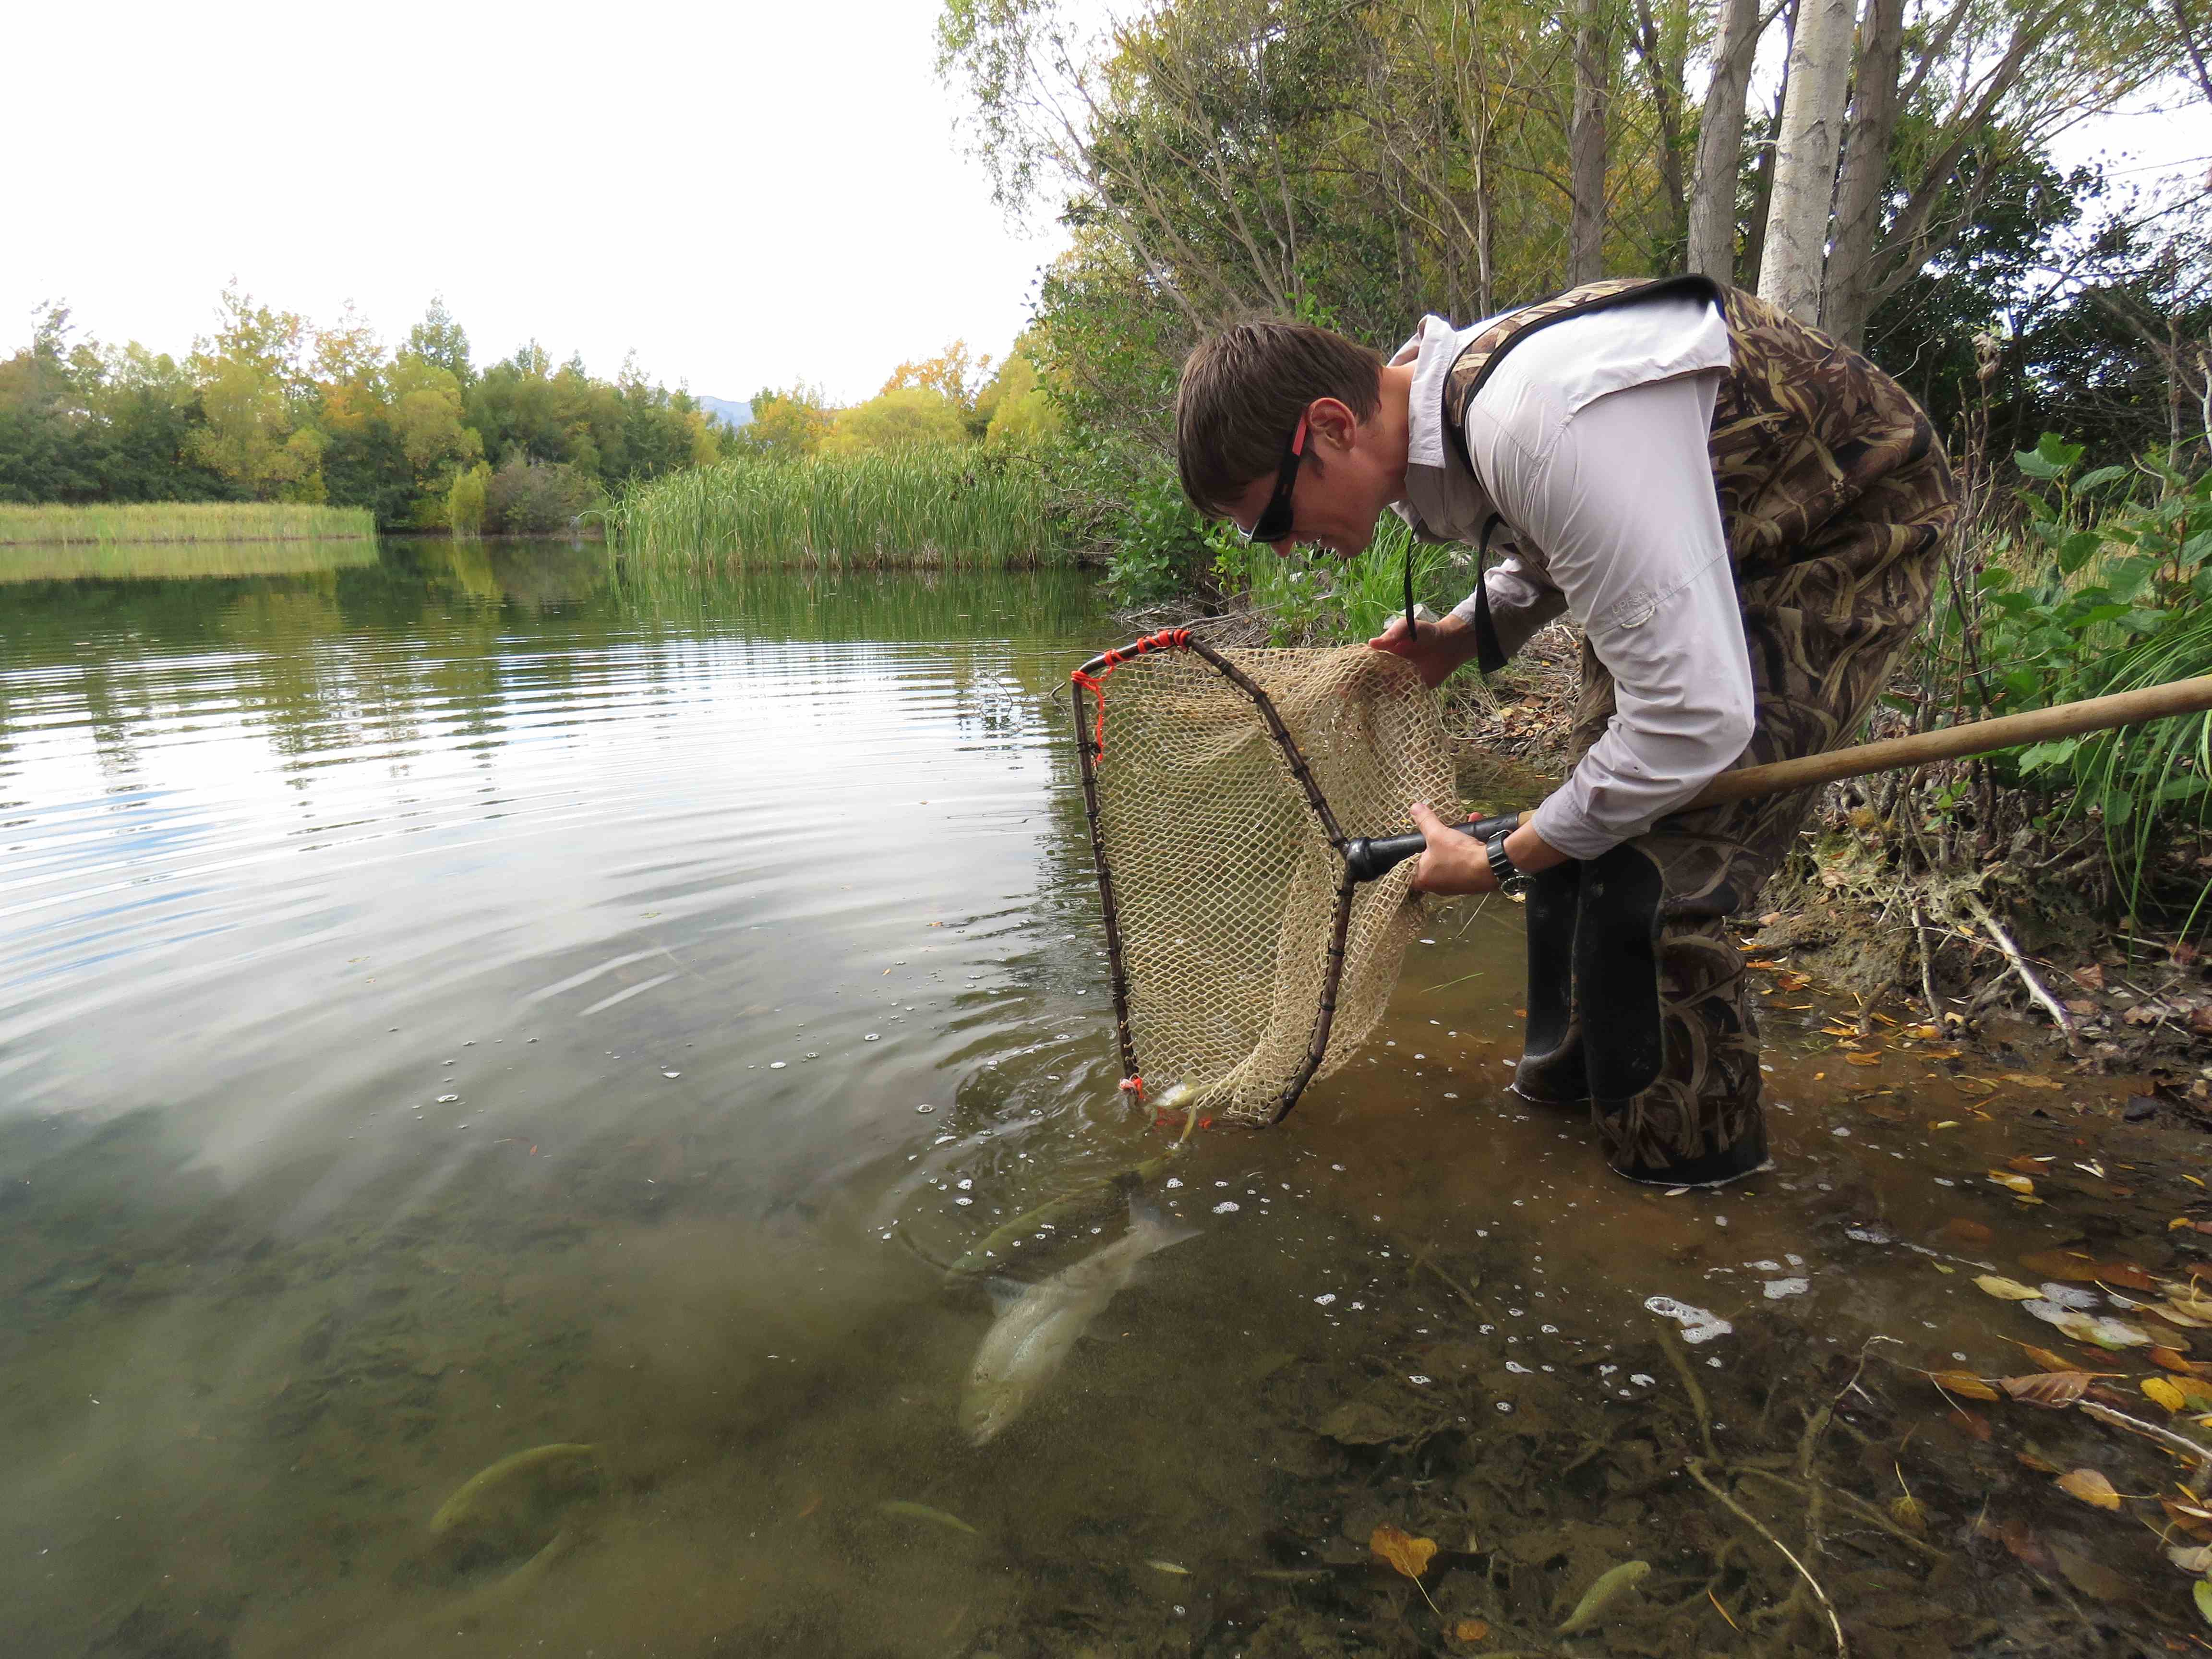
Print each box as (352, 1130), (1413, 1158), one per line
(1555, 1559), (1650, 1634)
(962, 1200), (1198, 1444)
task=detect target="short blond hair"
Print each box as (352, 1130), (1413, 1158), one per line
(1174, 322), (1382, 516)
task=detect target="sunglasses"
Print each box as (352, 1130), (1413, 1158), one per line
(1246, 415), (1308, 544)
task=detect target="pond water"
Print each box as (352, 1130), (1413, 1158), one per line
(4, 540), (2208, 1658)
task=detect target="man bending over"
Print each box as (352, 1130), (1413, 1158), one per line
(1174, 276), (1958, 1186)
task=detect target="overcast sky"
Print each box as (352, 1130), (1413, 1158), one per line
(0, 0), (1065, 405)
(4, 3), (2200, 408)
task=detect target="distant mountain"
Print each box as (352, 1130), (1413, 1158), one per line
(695, 396), (752, 431)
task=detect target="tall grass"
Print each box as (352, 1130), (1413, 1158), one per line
(602, 448), (1072, 569)
(0, 502), (376, 545)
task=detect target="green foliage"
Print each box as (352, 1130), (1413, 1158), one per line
(1212, 515), (1470, 644)
(485, 459), (600, 536)
(737, 384), (835, 460)
(827, 386), (971, 453)
(0, 293), (711, 531)
(1945, 437), (2212, 919)
(604, 446), (1070, 569)
(446, 461), (490, 537)
(1104, 470), (1226, 602)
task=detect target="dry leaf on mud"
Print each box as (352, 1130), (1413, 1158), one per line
(2056, 1468), (2124, 1511)
(2151, 1346), (2205, 1375)
(2017, 1445), (2065, 1475)
(1452, 1620), (1491, 1643)
(2196, 1580), (2212, 1629)
(2007, 1154), (2054, 1175)
(2168, 1543), (2212, 1574)
(2010, 1342), (2078, 1372)
(1977, 1274), (2043, 1300)
(1370, 1524), (1437, 1580)
(2019, 1251), (2155, 1290)
(1987, 1172), (2036, 1195)
(2002, 1072), (2062, 1089)
(2165, 1498), (2212, 1538)
(1890, 1493), (1928, 1533)
(1846, 1051), (1883, 1066)
(1929, 1370), (2000, 1401)
(2000, 1371), (2092, 1407)
(1948, 1407), (1993, 1441)
(2144, 1377), (2190, 1413)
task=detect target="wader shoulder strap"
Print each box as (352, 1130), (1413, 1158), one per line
(1444, 274), (1726, 676)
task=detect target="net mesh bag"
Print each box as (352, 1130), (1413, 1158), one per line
(1070, 631), (1457, 1125)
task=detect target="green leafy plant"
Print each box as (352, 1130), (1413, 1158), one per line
(1972, 436), (2212, 922)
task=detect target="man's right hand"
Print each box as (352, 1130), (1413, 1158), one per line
(1367, 610), (1479, 689)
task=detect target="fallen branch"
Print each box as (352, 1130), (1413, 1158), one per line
(1911, 899), (1939, 1023)
(1686, 1459), (1848, 1657)
(2078, 1400), (2212, 1488)
(1960, 891), (2080, 1054)
(1659, 1324), (1720, 1464)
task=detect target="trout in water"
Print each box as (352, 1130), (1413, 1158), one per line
(962, 1200), (1198, 1445)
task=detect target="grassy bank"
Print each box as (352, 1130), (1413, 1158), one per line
(0, 503), (376, 546)
(602, 448), (1072, 569)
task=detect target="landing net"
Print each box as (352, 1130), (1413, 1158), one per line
(1070, 631), (1455, 1125)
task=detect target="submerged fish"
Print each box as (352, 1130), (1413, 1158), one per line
(1555, 1559), (1650, 1635)
(962, 1200), (1198, 1444)
(945, 1154), (1173, 1279)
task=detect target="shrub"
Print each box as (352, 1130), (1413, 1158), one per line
(485, 458), (597, 535)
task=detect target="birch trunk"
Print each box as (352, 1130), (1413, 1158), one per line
(1757, 0), (1859, 323)
(1821, 0), (1906, 346)
(1569, 0), (1612, 284)
(1687, 0), (1765, 280)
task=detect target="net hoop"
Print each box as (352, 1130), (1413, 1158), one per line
(1070, 629), (1362, 1126)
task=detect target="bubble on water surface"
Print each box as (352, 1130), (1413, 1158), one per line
(864, 1034), (880, 1042)
(914, 1103), (934, 1113)
(1314, 1293), (1336, 1306)
(1763, 1278), (1810, 1299)
(1645, 1296), (1732, 1343)
(1164, 1178), (1182, 1189)
(769, 1062), (786, 1070)
(437, 1094), (458, 1104)
(662, 1071), (681, 1079)
(1213, 1202), (1239, 1214)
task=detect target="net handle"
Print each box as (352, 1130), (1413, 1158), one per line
(1069, 630), (1362, 1121)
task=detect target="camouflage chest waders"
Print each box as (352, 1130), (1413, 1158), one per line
(1443, 277), (1960, 1185)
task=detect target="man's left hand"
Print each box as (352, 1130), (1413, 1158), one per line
(1407, 802), (1494, 895)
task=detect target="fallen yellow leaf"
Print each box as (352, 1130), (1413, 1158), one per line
(1452, 1619), (1491, 1643)
(2144, 1377), (2189, 1413)
(1846, 1052), (1883, 1066)
(1986, 1172), (2035, 1196)
(1976, 1274), (2042, 1299)
(1929, 1370), (1999, 1401)
(2057, 1467), (2123, 1511)
(1370, 1524), (1441, 1614)
(2002, 1073), (2062, 1090)
(1370, 1523), (1437, 1581)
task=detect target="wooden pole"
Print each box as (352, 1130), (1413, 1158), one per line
(1685, 676), (2212, 809)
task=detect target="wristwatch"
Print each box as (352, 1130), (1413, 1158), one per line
(1484, 830), (1533, 899)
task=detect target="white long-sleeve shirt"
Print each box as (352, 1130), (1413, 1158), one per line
(1388, 297), (1757, 860)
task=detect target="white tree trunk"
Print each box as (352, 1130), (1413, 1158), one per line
(1758, 0), (1859, 323)
(1822, 0), (1907, 346)
(1687, 0), (1765, 280)
(1569, 0), (1612, 285)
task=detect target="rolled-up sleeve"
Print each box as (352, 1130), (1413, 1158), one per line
(1469, 373), (1755, 860)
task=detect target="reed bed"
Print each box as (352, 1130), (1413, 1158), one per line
(603, 449), (1073, 569)
(0, 503), (377, 546)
